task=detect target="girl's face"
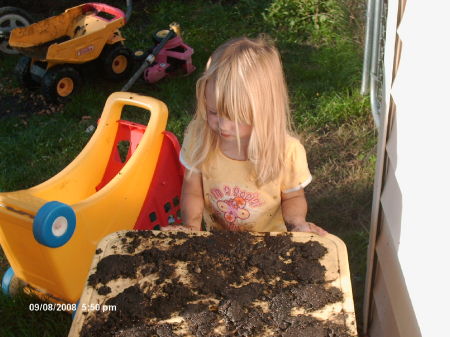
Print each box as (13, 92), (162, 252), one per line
(205, 81), (252, 141)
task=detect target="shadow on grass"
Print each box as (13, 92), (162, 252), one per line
(304, 115), (375, 335)
(309, 181), (371, 334)
(0, 286), (71, 337)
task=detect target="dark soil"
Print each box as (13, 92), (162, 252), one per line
(80, 231), (352, 337)
(0, 84), (64, 119)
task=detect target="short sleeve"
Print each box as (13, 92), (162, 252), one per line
(280, 137), (312, 193)
(179, 127), (201, 173)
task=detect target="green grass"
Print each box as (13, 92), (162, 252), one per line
(0, 0), (373, 335)
(0, 112), (92, 190)
(0, 289), (72, 337)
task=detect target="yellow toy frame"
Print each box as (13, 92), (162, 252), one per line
(0, 92), (168, 303)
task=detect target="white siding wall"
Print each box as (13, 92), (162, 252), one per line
(391, 1), (450, 335)
(366, 1), (450, 336)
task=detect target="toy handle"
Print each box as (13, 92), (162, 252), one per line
(82, 3), (126, 22)
(100, 92), (168, 137)
(121, 28), (176, 91)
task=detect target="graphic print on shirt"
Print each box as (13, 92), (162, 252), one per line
(207, 185), (263, 231)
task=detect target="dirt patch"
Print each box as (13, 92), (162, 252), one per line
(0, 83), (63, 119)
(80, 231), (352, 337)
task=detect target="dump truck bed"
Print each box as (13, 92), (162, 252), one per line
(9, 3), (125, 62)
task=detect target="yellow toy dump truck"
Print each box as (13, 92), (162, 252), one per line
(9, 3), (133, 102)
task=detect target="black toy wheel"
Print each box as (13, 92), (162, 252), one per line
(100, 43), (133, 81)
(41, 65), (82, 103)
(152, 29), (177, 44)
(15, 56), (37, 89)
(0, 7), (33, 55)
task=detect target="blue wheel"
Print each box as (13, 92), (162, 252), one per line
(2, 266), (25, 296)
(2, 267), (15, 295)
(33, 201), (76, 248)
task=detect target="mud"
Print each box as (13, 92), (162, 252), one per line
(80, 231), (352, 337)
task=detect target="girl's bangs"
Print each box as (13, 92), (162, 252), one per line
(216, 81), (253, 126)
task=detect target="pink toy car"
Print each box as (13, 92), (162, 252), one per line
(144, 31), (195, 83)
(122, 23), (195, 91)
(143, 27), (195, 83)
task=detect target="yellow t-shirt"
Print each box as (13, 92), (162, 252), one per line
(179, 135), (312, 232)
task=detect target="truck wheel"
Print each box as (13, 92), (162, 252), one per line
(41, 66), (82, 103)
(0, 7), (33, 54)
(2, 267), (25, 296)
(15, 56), (37, 89)
(33, 201), (76, 248)
(100, 43), (133, 81)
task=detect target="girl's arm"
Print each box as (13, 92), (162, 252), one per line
(281, 189), (327, 236)
(179, 170), (204, 230)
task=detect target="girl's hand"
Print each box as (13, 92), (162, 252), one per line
(286, 221), (328, 236)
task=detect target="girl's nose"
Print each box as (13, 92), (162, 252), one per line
(218, 116), (233, 130)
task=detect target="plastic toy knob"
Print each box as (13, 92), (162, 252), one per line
(33, 201), (76, 248)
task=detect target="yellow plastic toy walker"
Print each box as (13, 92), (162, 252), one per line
(0, 92), (184, 304)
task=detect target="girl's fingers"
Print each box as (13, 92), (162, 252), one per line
(307, 222), (328, 236)
(290, 222), (328, 236)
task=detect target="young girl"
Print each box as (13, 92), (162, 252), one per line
(169, 36), (326, 235)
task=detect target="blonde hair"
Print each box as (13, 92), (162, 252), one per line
(183, 35), (294, 185)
